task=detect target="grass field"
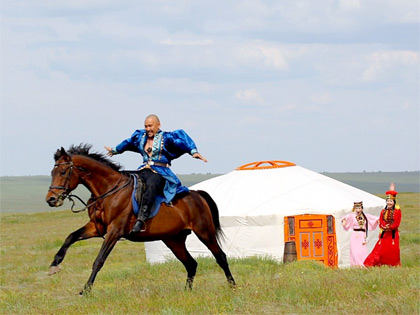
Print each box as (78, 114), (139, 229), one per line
(0, 193), (419, 314)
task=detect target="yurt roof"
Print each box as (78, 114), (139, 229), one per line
(190, 161), (385, 216)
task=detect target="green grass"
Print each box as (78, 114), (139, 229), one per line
(0, 193), (419, 314)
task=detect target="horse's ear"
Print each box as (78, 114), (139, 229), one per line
(54, 147), (69, 161)
(60, 147), (71, 161)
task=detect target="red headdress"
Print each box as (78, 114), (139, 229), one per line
(385, 182), (398, 200)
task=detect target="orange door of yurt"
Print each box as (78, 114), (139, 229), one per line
(284, 214), (338, 267)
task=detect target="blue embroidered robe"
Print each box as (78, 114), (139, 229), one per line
(114, 129), (198, 211)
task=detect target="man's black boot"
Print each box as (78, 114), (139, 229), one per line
(131, 205), (148, 233)
(131, 219), (145, 233)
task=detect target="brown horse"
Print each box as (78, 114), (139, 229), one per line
(46, 144), (235, 295)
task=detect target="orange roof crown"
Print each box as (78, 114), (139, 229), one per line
(236, 160), (296, 170)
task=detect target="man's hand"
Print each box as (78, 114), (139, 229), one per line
(192, 152), (208, 163)
(104, 146), (114, 157)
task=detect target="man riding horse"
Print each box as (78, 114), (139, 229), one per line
(105, 114), (207, 233)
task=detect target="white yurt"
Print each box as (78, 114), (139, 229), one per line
(145, 161), (385, 267)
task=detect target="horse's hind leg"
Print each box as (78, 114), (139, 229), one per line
(49, 221), (99, 275)
(195, 232), (236, 287)
(162, 233), (198, 290)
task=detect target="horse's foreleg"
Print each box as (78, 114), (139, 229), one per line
(80, 229), (120, 295)
(49, 221), (99, 275)
(163, 234), (198, 290)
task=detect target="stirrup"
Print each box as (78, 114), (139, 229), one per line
(131, 219), (145, 233)
(140, 221), (147, 232)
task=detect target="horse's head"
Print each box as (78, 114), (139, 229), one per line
(46, 147), (80, 207)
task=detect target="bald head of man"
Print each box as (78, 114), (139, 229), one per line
(144, 114), (161, 139)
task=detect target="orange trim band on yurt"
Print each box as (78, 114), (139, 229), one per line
(236, 160), (296, 170)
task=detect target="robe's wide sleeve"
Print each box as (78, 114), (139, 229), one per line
(115, 130), (142, 154)
(365, 213), (379, 230)
(341, 213), (353, 231)
(164, 129), (198, 158)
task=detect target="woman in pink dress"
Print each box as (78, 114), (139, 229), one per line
(341, 201), (379, 266)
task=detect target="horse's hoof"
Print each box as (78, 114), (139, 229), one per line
(79, 284), (92, 296)
(48, 265), (61, 276)
(79, 289), (89, 296)
(185, 278), (194, 291)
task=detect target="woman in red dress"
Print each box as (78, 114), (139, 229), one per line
(364, 183), (401, 267)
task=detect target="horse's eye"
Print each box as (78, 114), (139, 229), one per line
(60, 170), (66, 175)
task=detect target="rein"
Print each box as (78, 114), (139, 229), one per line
(68, 176), (132, 213)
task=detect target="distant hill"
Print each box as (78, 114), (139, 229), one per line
(0, 174), (222, 213)
(322, 171), (420, 194)
(1, 171), (418, 213)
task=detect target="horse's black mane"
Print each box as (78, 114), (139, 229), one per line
(54, 144), (122, 172)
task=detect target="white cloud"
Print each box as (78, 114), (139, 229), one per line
(236, 115), (265, 126)
(1, 0), (419, 175)
(2, 17), (89, 44)
(258, 46), (289, 69)
(378, 0), (420, 23)
(236, 43), (289, 70)
(2, 0), (116, 12)
(362, 50), (419, 82)
(401, 101), (414, 110)
(235, 89), (263, 103)
(339, 0), (361, 10)
(311, 92), (333, 105)
(150, 78), (215, 95)
(160, 39), (214, 46)
(275, 104), (297, 112)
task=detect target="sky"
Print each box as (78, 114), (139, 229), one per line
(1, 0), (419, 176)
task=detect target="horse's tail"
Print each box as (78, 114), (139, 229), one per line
(197, 190), (225, 243)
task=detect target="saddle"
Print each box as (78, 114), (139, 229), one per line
(133, 173), (145, 210)
(122, 170), (184, 219)
(129, 171), (146, 215)
(121, 171), (146, 216)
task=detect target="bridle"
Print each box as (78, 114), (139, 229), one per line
(48, 161), (75, 203)
(48, 159), (132, 213)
